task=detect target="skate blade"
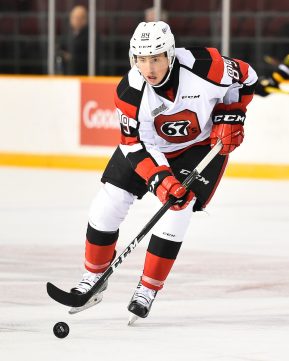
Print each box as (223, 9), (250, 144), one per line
(128, 313), (139, 326)
(69, 293), (103, 314)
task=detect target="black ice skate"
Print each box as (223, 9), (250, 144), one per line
(127, 281), (158, 324)
(69, 271), (108, 314)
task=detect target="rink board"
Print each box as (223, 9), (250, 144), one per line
(0, 76), (289, 179)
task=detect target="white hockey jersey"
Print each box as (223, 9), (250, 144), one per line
(114, 47), (257, 180)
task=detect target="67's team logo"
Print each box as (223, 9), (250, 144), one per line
(154, 109), (201, 143)
(161, 120), (190, 137)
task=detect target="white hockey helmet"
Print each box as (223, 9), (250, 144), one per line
(129, 21), (175, 87)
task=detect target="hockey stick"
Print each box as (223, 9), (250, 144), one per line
(47, 139), (223, 308)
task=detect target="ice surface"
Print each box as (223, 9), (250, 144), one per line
(1, 167), (289, 361)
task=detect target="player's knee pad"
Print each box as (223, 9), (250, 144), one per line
(88, 182), (135, 232)
(152, 199), (195, 242)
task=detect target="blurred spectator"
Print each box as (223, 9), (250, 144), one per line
(58, 5), (89, 75)
(144, 7), (168, 22)
(255, 54), (289, 96)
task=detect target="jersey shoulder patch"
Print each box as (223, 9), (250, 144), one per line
(115, 69), (145, 119)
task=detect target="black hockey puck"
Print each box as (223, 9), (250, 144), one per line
(53, 321), (70, 338)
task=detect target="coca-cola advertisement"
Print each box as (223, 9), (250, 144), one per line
(80, 80), (120, 146)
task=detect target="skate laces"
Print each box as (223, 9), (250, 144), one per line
(133, 284), (157, 307)
(73, 272), (102, 294)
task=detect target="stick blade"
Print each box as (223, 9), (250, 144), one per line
(46, 282), (89, 307)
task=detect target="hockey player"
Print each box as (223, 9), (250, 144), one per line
(255, 54), (289, 96)
(71, 21), (258, 321)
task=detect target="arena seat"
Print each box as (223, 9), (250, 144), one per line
(262, 17), (289, 36)
(231, 0), (262, 11)
(19, 17), (42, 35)
(231, 17), (256, 37)
(0, 16), (16, 34)
(164, 0), (214, 12)
(263, 0), (289, 11)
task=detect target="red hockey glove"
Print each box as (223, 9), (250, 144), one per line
(210, 103), (246, 155)
(210, 123), (244, 155)
(147, 167), (194, 211)
(156, 176), (195, 211)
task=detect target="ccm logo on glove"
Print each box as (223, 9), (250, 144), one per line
(213, 113), (245, 124)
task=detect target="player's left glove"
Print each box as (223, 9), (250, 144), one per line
(146, 166), (195, 211)
(154, 175), (195, 211)
(210, 103), (246, 155)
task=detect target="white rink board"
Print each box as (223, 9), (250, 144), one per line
(0, 166), (289, 361)
(229, 91), (289, 164)
(0, 77), (289, 163)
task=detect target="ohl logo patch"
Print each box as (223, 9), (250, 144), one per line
(154, 109), (201, 143)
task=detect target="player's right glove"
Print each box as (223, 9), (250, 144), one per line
(147, 166), (195, 211)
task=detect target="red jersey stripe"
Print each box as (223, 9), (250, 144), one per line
(165, 138), (211, 159)
(234, 58), (249, 83)
(135, 157), (158, 181)
(240, 94), (254, 108)
(165, 87), (175, 102)
(120, 134), (139, 145)
(207, 48), (224, 84)
(114, 90), (138, 119)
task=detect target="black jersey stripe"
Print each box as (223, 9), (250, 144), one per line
(187, 47), (212, 78)
(126, 146), (159, 171)
(116, 74), (145, 109)
(135, 82), (146, 120)
(239, 80), (258, 95)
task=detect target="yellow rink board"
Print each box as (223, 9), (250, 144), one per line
(1, 152), (289, 180)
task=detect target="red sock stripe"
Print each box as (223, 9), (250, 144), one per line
(142, 251), (175, 290)
(85, 239), (116, 273)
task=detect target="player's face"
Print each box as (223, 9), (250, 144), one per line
(136, 53), (169, 86)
